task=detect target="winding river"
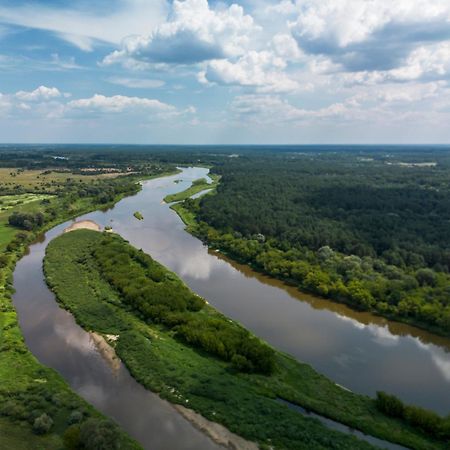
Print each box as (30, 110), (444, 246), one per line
(12, 167), (450, 448)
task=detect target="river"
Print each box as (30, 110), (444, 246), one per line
(12, 167), (450, 447)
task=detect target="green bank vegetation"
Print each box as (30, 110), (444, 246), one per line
(44, 229), (447, 450)
(175, 154), (450, 337)
(164, 175), (220, 203)
(0, 164), (180, 448)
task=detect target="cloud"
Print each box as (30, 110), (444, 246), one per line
(15, 86), (61, 102)
(0, 0), (168, 50)
(103, 0), (257, 66)
(231, 94), (346, 123)
(106, 77), (165, 89)
(0, 87), (187, 123)
(290, 0), (450, 73)
(201, 50), (300, 93)
(67, 94), (175, 114)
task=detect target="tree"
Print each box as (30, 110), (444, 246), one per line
(33, 413), (53, 434)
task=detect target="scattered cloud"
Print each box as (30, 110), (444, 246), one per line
(15, 86), (61, 102)
(290, 0), (450, 73)
(0, 0), (168, 50)
(103, 0), (257, 67)
(67, 94), (174, 114)
(106, 77), (166, 89)
(231, 94), (347, 123)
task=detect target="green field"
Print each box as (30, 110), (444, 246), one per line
(0, 168), (123, 192)
(44, 229), (445, 450)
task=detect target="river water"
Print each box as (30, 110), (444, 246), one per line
(12, 167), (450, 448)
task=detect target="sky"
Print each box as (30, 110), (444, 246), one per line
(1, 0), (450, 144)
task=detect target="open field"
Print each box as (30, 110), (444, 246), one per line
(0, 168), (123, 192)
(0, 194), (53, 213)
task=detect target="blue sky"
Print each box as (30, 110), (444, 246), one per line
(1, 0), (450, 144)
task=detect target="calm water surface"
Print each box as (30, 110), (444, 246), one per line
(12, 168), (450, 450)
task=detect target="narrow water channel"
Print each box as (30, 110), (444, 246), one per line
(12, 167), (450, 450)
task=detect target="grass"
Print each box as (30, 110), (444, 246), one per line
(0, 194), (54, 252)
(0, 418), (62, 449)
(164, 174), (220, 203)
(0, 193), (54, 212)
(133, 211), (144, 220)
(0, 168), (122, 192)
(44, 229), (444, 450)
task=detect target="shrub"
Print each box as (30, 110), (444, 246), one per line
(376, 391), (405, 418)
(79, 418), (121, 450)
(63, 425), (81, 450)
(32, 413), (53, 434)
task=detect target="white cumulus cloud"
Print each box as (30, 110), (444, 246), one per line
(103, 0), (257, 67)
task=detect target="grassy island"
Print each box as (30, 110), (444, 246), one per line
(133, 211), (144, 220)
(164, 175), (220, 204)
(44, 229), (446, 450)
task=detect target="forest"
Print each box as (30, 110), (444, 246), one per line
(180, 149), (450, 335)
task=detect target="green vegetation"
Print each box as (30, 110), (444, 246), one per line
(0, 233), (140, 449)
(44, 229), (447, 450)
(376, 392), (450, 440)
(133, 211), (144, 220)
(176, 152), (450, 336)
(0, 153), (181, 448)
(164, 175), (219, 203)
(91, 232), (274, 374)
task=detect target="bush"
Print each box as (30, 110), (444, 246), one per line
(376, 391), (404, 418)
(32, 413), (53, 435)
(79, 418), (121, 450)
(63, 425), (81, 450)
(68, 410), (84, 424)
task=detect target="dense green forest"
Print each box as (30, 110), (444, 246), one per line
(179, 150), (450, 335)
(44, 229), (449, 450)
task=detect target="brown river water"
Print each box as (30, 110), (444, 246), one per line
(12, 167), (450, 449)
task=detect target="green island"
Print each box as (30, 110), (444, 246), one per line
(164, 175), (220, 203)
(43, 228), (447, 450)
(0, 152), (181, 449)
(133, 211), (144, 220)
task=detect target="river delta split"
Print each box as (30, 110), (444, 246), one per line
(10, 167), (450, 449)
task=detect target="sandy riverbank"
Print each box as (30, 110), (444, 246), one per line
(90, 332), (258, 449)
(89, 332), (121, 372)
(64, 220), (101, 233)
(174, 405), (259, 450)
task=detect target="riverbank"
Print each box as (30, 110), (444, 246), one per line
(44, 229), (445, 450)
(171, 188), (450, 340)
(0, 167), (182, 448)
(0, 200), (143, 449)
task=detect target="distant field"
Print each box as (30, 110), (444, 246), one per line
(0, 168), (121, 191)
(0, 193), (53, 213)
(0, 193), (54, 251)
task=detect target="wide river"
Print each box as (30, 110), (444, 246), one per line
(12, 167), (450, 447)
